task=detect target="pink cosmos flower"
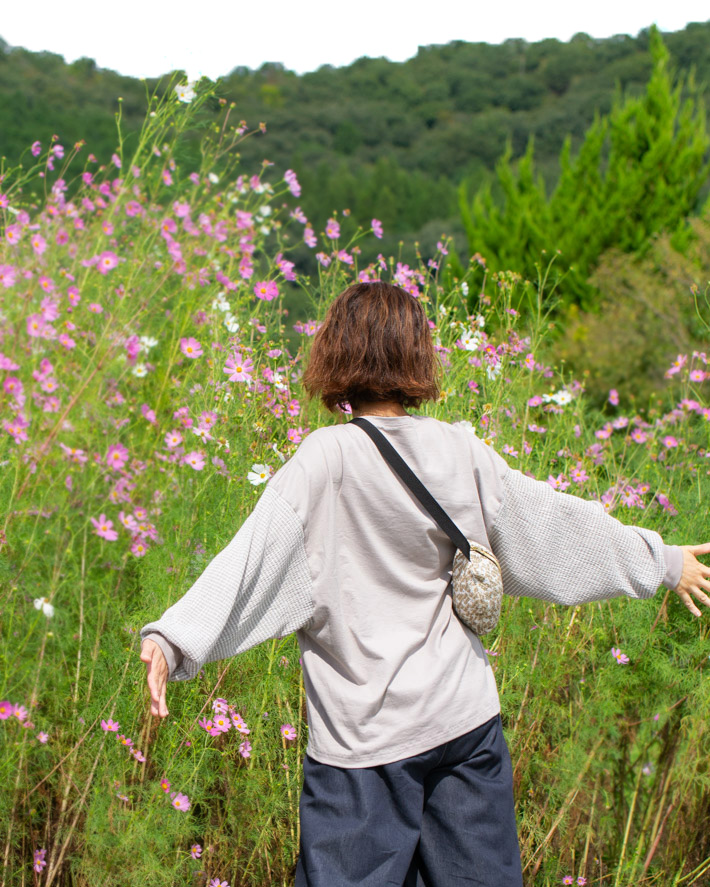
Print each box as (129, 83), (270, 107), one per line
(280, 723), (297, 741)
(208, 880), (230, 887)
(37, 731), (49, 743)
(92, 514), (119, 541)
(118, 734), (134, 747)
(570, 466), (589, 484)
(563, 878), (574, 886)
(253, 280), (279, 301)
(0, 701), (12, 719)
(31, 234), (47, 255)
(547, 474), (570, 491)
(223, 353), (254, 382)
(372, 218), (383, 239)
(191, 844), (202, 859)
(231, 713), (250, 735)
(212, 714), (231, 733)
(183, 451), (205, 470)
(316, 252), (331, 268)
(325, 218), (340, 239)
(164, 430), (183, 448)
(101, 718), (120, 732)
(33, 848), (47, 873)
(5, 225), (21, 245)
(31, 141), (41, 156)
(304, 226), (317, 247)
(107, 443), (129, 470)
(577, 878), (587, 885)
(170, 791), (190, 811)
(656, 493), (677, 515)
(160, 779), (171, 793)
(180, 337), (203, 359)
(608, 389), (619, 406)
(239, 740), (252, 758)
(131, 749), (146, 762)
(213, 698), (229, 715)
(97, 251), (119, 274)
(284, 169), (301, 197)
(611, 647), (630, 665)
(0, 265), (16, 288)
(662, 436), (678, 448)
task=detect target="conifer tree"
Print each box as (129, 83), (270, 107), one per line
(459, 26), (709, 309)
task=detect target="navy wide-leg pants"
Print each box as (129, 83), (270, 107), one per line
(294, 713), (524, 887)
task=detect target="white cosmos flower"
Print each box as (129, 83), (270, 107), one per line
(132, 363), (148, 378)
(208, 172), (219, 184)
(259, 225), (271, 236)
(257, 205), (272, 218)
(224, 316), (240, 333)
(247, 463), (272, 485)
(460, 330), (482, 351)
(486, 364), (501, 380)
(552, 390), (573, 405)
(461, 282), (469, 296)
(34, 597), (55, 618)
(174, 82), (197, 103)
(139, 335), (158, 351)
(273, 372), (288, 391)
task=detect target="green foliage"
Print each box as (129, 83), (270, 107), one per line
(556, 214), (710, 406)
(461, 27), (710, 310)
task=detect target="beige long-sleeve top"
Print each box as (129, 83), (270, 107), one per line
(141, 414), (683, 767)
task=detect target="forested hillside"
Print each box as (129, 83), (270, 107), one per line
(1, 21), (709, 247)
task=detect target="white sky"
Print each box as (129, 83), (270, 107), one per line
(2, 1), (709, 80)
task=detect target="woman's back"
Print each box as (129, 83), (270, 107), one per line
(268, 413), (501, 767)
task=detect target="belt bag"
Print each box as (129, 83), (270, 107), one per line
(350, 417), (503, 635)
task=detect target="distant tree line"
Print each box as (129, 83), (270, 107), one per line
(1, 20), (709, 252)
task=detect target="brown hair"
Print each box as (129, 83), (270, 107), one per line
(302, 281), (441, 412)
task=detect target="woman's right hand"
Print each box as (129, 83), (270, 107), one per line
(140, 638), (169, 718)
(674, 543), (710, 618)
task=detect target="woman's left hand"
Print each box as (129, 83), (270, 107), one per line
(674, 543), (710, 618)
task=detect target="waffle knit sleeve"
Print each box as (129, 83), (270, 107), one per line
(470, 438), (683, 606)
(139, 485), (315, 681)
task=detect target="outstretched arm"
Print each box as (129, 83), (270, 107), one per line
(139, 485), (315, 684)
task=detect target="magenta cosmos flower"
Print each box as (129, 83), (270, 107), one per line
(92, 514), (118, 541)
(223, 353), (254, 382)
(101, 718), (120, 732)
(0, 701), (12, 720)
(170, 791), (190, 812)
(106, 443), (129, 470)
(611, 647), (630, 665)
(180, 337), (203, 359)
(253, 280), (279, 301)
(33, 848), (47, 873)
(280, 723), (297, 741)
(97, 251), (119, 274)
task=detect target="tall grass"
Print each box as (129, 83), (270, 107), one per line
(1, 77), (709, 886)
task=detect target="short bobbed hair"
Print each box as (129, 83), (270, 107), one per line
(302, 281), (441, 413)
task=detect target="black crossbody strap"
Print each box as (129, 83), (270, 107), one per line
(349, 417), (471, 561)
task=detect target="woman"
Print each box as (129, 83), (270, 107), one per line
(140, 281), (710, 887)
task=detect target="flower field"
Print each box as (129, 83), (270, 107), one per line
(1, 77), (709, 886)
